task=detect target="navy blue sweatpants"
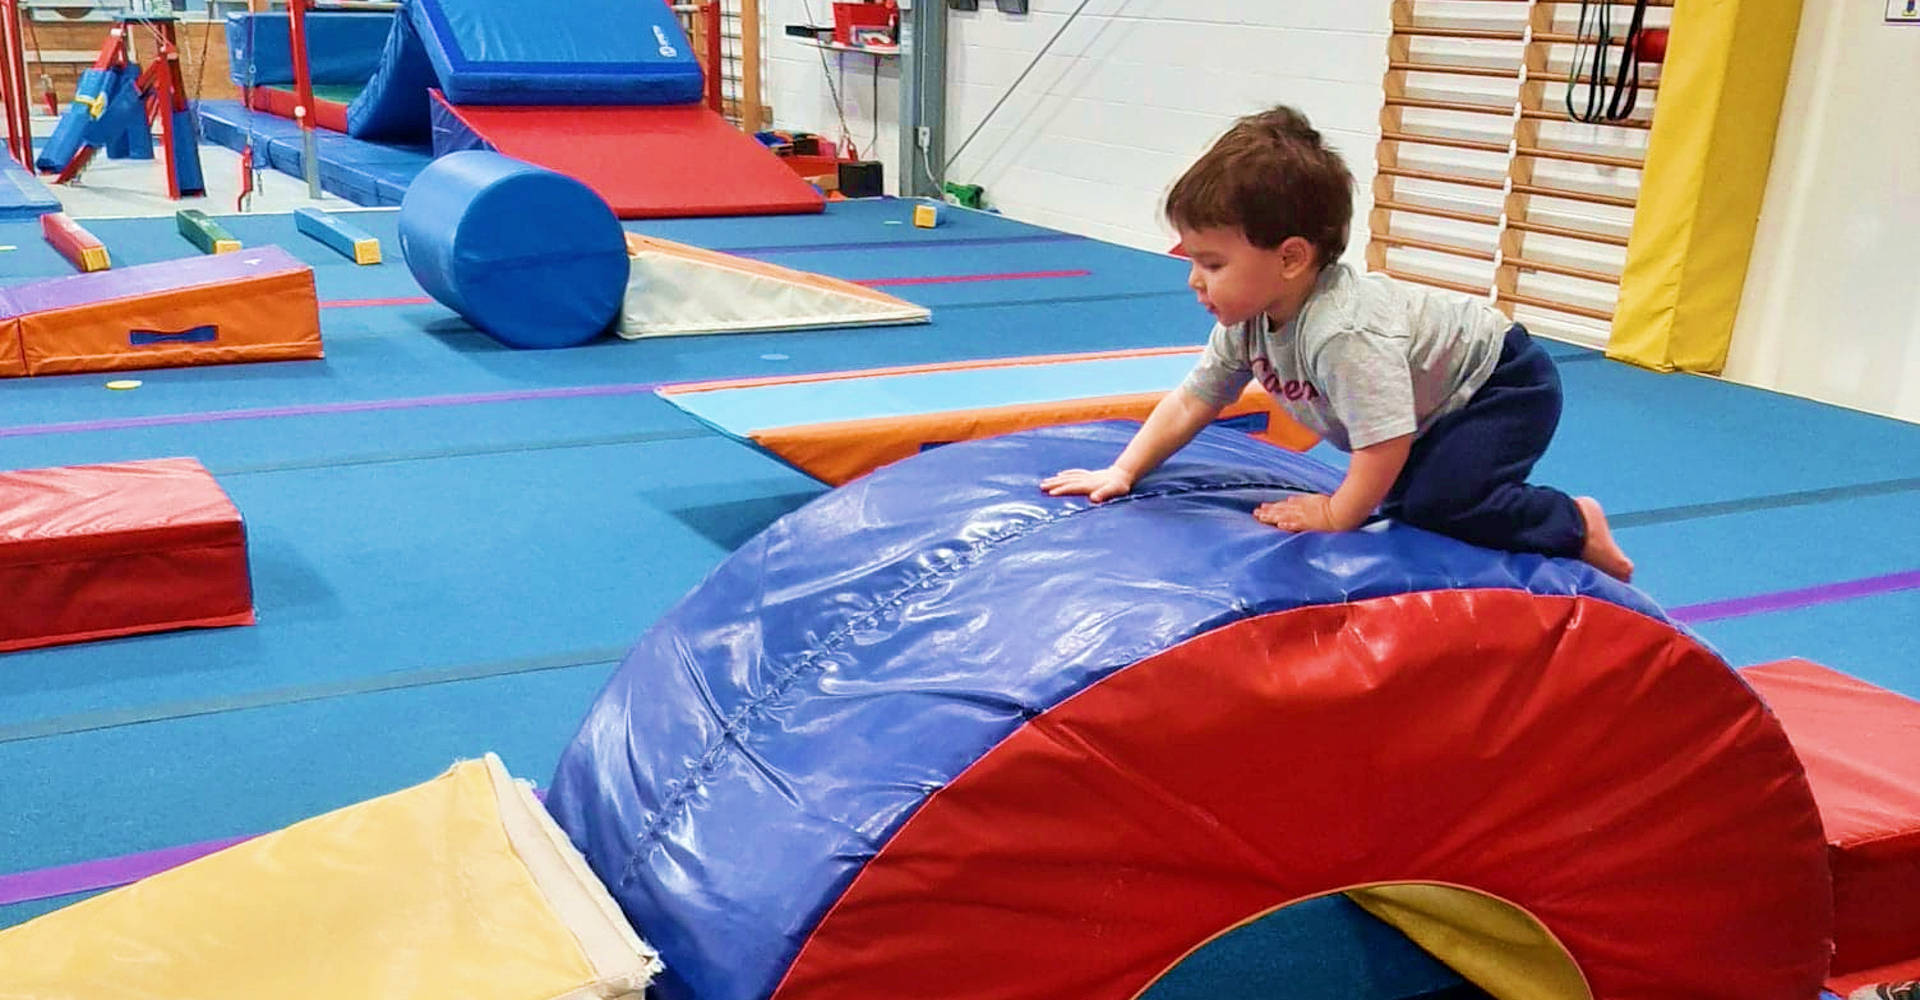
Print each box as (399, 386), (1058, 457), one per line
(1381, 324), (1585, 558)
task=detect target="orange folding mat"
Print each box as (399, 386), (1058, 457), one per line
(0, 314), (23, 377)
(661, 348), (1320, 486)
(0, 246), (322, 376)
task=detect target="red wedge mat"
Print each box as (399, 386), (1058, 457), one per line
(432, 93), (824, 218)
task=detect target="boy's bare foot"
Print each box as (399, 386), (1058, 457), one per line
(1575, 496), (1635, 582)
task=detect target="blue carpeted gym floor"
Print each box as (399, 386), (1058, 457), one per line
(1, 200), (1915, 992)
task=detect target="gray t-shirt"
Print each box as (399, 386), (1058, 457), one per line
(1181, 263), (1510, 451)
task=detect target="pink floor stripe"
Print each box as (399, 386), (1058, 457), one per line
(855, 268), (1091, 287)
(320, 296), (434, 308)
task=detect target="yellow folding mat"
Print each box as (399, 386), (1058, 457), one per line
(0, 754), (661, 1000)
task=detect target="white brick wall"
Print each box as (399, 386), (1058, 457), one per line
(763, 0), (1392, 255)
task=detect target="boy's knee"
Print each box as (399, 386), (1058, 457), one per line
(1394, 484), (1470, 531)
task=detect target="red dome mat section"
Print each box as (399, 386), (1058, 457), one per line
(775, 591), (1832, 1000)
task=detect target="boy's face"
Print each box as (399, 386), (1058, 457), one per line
(1177, 225), (1317, 327)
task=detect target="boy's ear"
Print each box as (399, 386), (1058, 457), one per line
(1279, 236), (1319, 276)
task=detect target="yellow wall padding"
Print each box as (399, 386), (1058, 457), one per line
(1347, 884), (1591, 1000)
(1607, 0), (1805, 373)
(0, 755), (662, 1000)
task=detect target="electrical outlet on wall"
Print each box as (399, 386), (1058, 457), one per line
(917, 126), (933, 149)
(1889, 0), (1920, 22)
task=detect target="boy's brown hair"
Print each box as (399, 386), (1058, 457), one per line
(1165, 106), (1354, 266)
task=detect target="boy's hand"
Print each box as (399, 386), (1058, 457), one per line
(1042, 466), (1135, 503)
(1254, 493), (1337, 532)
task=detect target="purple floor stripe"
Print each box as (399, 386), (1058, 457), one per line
(1, 789), (547, 908)
(1670, 570), (1920, 624)
(0, 382), (665, 440)
(0, 835), (254, 906)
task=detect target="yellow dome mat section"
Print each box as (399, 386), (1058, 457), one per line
(1347, 883), (1591, 1000)
(0, 754), (661, 1000)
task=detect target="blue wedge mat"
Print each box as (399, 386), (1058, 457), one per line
(664, 353), (1207, 435)
(223, 11), (393, 86)
(409, 0), (704, 106)
(0, 155), (60, 221)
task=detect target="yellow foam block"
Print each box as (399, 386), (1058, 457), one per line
(913, 202), (941, 228)
(0, 754), (661, 1000)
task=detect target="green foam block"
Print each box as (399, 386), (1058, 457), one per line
(176, 209), (241, 255)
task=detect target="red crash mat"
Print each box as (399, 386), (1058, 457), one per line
(1745, 659), (1920, 975)
(0, 457), (254, 652)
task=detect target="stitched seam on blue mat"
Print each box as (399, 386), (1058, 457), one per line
(617, 476), (1323, 883)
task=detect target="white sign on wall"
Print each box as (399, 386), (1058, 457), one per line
(1890, 0), (1920, 23)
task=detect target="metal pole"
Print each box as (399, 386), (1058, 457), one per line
(897, 0), (944, 198)
(287, 0), (321, 198)
(0, 0), (34, 168)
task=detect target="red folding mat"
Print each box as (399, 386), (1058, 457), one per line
(0, 458), (254, 652)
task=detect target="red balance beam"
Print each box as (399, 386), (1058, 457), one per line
(40, 213), (110, 272)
